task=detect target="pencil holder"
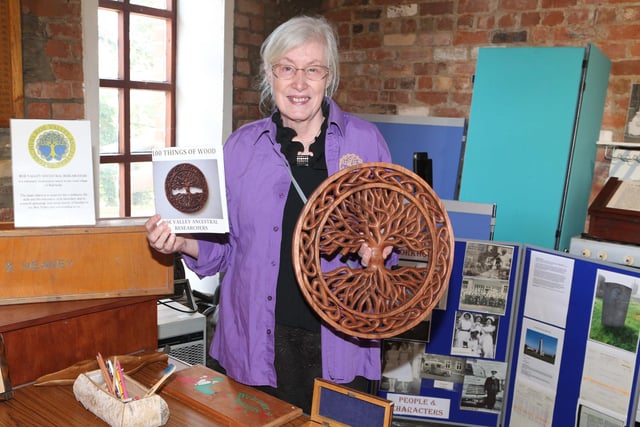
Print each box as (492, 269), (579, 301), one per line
(73, 369), (170, 427)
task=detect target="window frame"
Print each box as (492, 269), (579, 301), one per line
(97, 0), (177, 218)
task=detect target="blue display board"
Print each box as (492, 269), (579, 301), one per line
(357, 114), (466, 200)
(378, 239), (522, 426)
(504, 247), (640, 427)
(378, 242), (640, 426)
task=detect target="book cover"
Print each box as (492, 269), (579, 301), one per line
(152, 146), (229, 234)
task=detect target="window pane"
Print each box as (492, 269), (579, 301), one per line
(98, 9), (119, 79)
(99, 163), (120, 218)
(131, 162), (155, 217)
(130, 0), (168, 9)
(99, 87), (120, 154)
(130, 14), (168, 82)
(130, 89), (167, 152)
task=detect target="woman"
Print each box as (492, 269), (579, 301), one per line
(481, 317), (496, 358)
(454, 312), (473, 348)
(145, 15), (392, 413)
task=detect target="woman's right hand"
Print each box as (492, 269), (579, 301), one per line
(145, 214), (194, 256)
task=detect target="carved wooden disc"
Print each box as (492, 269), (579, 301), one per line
(292, 162), (454, 339)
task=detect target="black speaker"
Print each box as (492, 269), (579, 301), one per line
(413, 152), (433, 187)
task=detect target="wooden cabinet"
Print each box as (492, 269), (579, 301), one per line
(0, 297), (158, 386)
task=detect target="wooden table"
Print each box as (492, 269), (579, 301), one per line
(0, 359), (310, 426)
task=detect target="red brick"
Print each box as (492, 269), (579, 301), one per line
(453, 31), (491, 45)
(608, 25), (640, 40)
(235, 0), (264, 16)
(541, 11), (565, 26)
(459, 0), (492, 13)
(414, 91), (448, 105)
(521, 12), (541, 26)
(352, 35), (384, 50)
(498, 13), (517, 28)
(48, 23), (82, 40)
(612, 60), (640, 75)
(388, 91), (410, 104)
(498, 0), (538, 11)
(346, 90), (379, 103)
(541, 0), (578, 7)
(45, 40), (69, 59)
(51, 62), (83, 81)
(22, 0), (80, 18)
(477, 15), (496, 30)
(566, 8), (592, 25)
(418, 2), (455, 15)
(26, 102), (51, 119)
(52, 102), (84, 119)
(597, 43), (627, 61)
(436, 17), (455, 31)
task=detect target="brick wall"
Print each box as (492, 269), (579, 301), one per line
(21, 0), (84, 121)
(233, 1), (640, 205)
(5, 0), (639, 227)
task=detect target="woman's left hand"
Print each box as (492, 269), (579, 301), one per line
(358, 243), (393, 267)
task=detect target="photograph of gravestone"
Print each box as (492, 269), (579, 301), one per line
(588, 269), (640, 353)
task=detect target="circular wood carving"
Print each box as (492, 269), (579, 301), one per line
(293, 162), (454, 339)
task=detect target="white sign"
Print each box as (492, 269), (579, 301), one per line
(10, 119), (96, 227)
(387, 393), (450, 419)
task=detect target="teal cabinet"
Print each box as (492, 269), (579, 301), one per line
(459, 45), (611, 250)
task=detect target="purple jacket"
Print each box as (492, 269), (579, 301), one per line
(183, 99), (391, 387)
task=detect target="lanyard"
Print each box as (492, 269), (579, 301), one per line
(283, 160), (308, 204)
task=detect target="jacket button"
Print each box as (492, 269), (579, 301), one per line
(267, 295), (272, 301)
(266, 329), (272, 335)
(273, 226), (279, 232)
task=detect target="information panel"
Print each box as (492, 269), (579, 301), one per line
(377, 239), (522, 426)
(504, 247), (640, 427)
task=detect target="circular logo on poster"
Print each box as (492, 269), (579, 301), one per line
(28, 124), (76, 168)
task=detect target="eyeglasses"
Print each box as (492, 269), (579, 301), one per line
(271, 64), (329, 81)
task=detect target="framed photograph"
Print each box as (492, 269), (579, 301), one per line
(380, 341), (426, 395)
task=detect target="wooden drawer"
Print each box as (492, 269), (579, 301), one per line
(0, 219), (173, 305)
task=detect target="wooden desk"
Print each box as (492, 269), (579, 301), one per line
(0, 359), (309, 426)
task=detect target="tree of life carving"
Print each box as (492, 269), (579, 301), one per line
(293, 162), (454, 339)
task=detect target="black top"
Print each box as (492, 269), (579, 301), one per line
(273, 103), (329, 332)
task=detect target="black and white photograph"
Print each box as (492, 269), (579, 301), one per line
(459, 277), (508, 315)
(379, 340), (425, 395)
(451, 311), (500, 359)
(624, 83), (640, 142)
(460, 359), (506, 412)
(419, 353), (466, 383)
(462, 242), (514, 281)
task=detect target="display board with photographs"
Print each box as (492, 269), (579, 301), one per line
(504, 247), (640, 427)
(377, 239), (522, 427)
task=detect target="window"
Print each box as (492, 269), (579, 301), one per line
(98, 0), (176, 218)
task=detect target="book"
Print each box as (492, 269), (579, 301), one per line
(152, 146), (229, 234)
